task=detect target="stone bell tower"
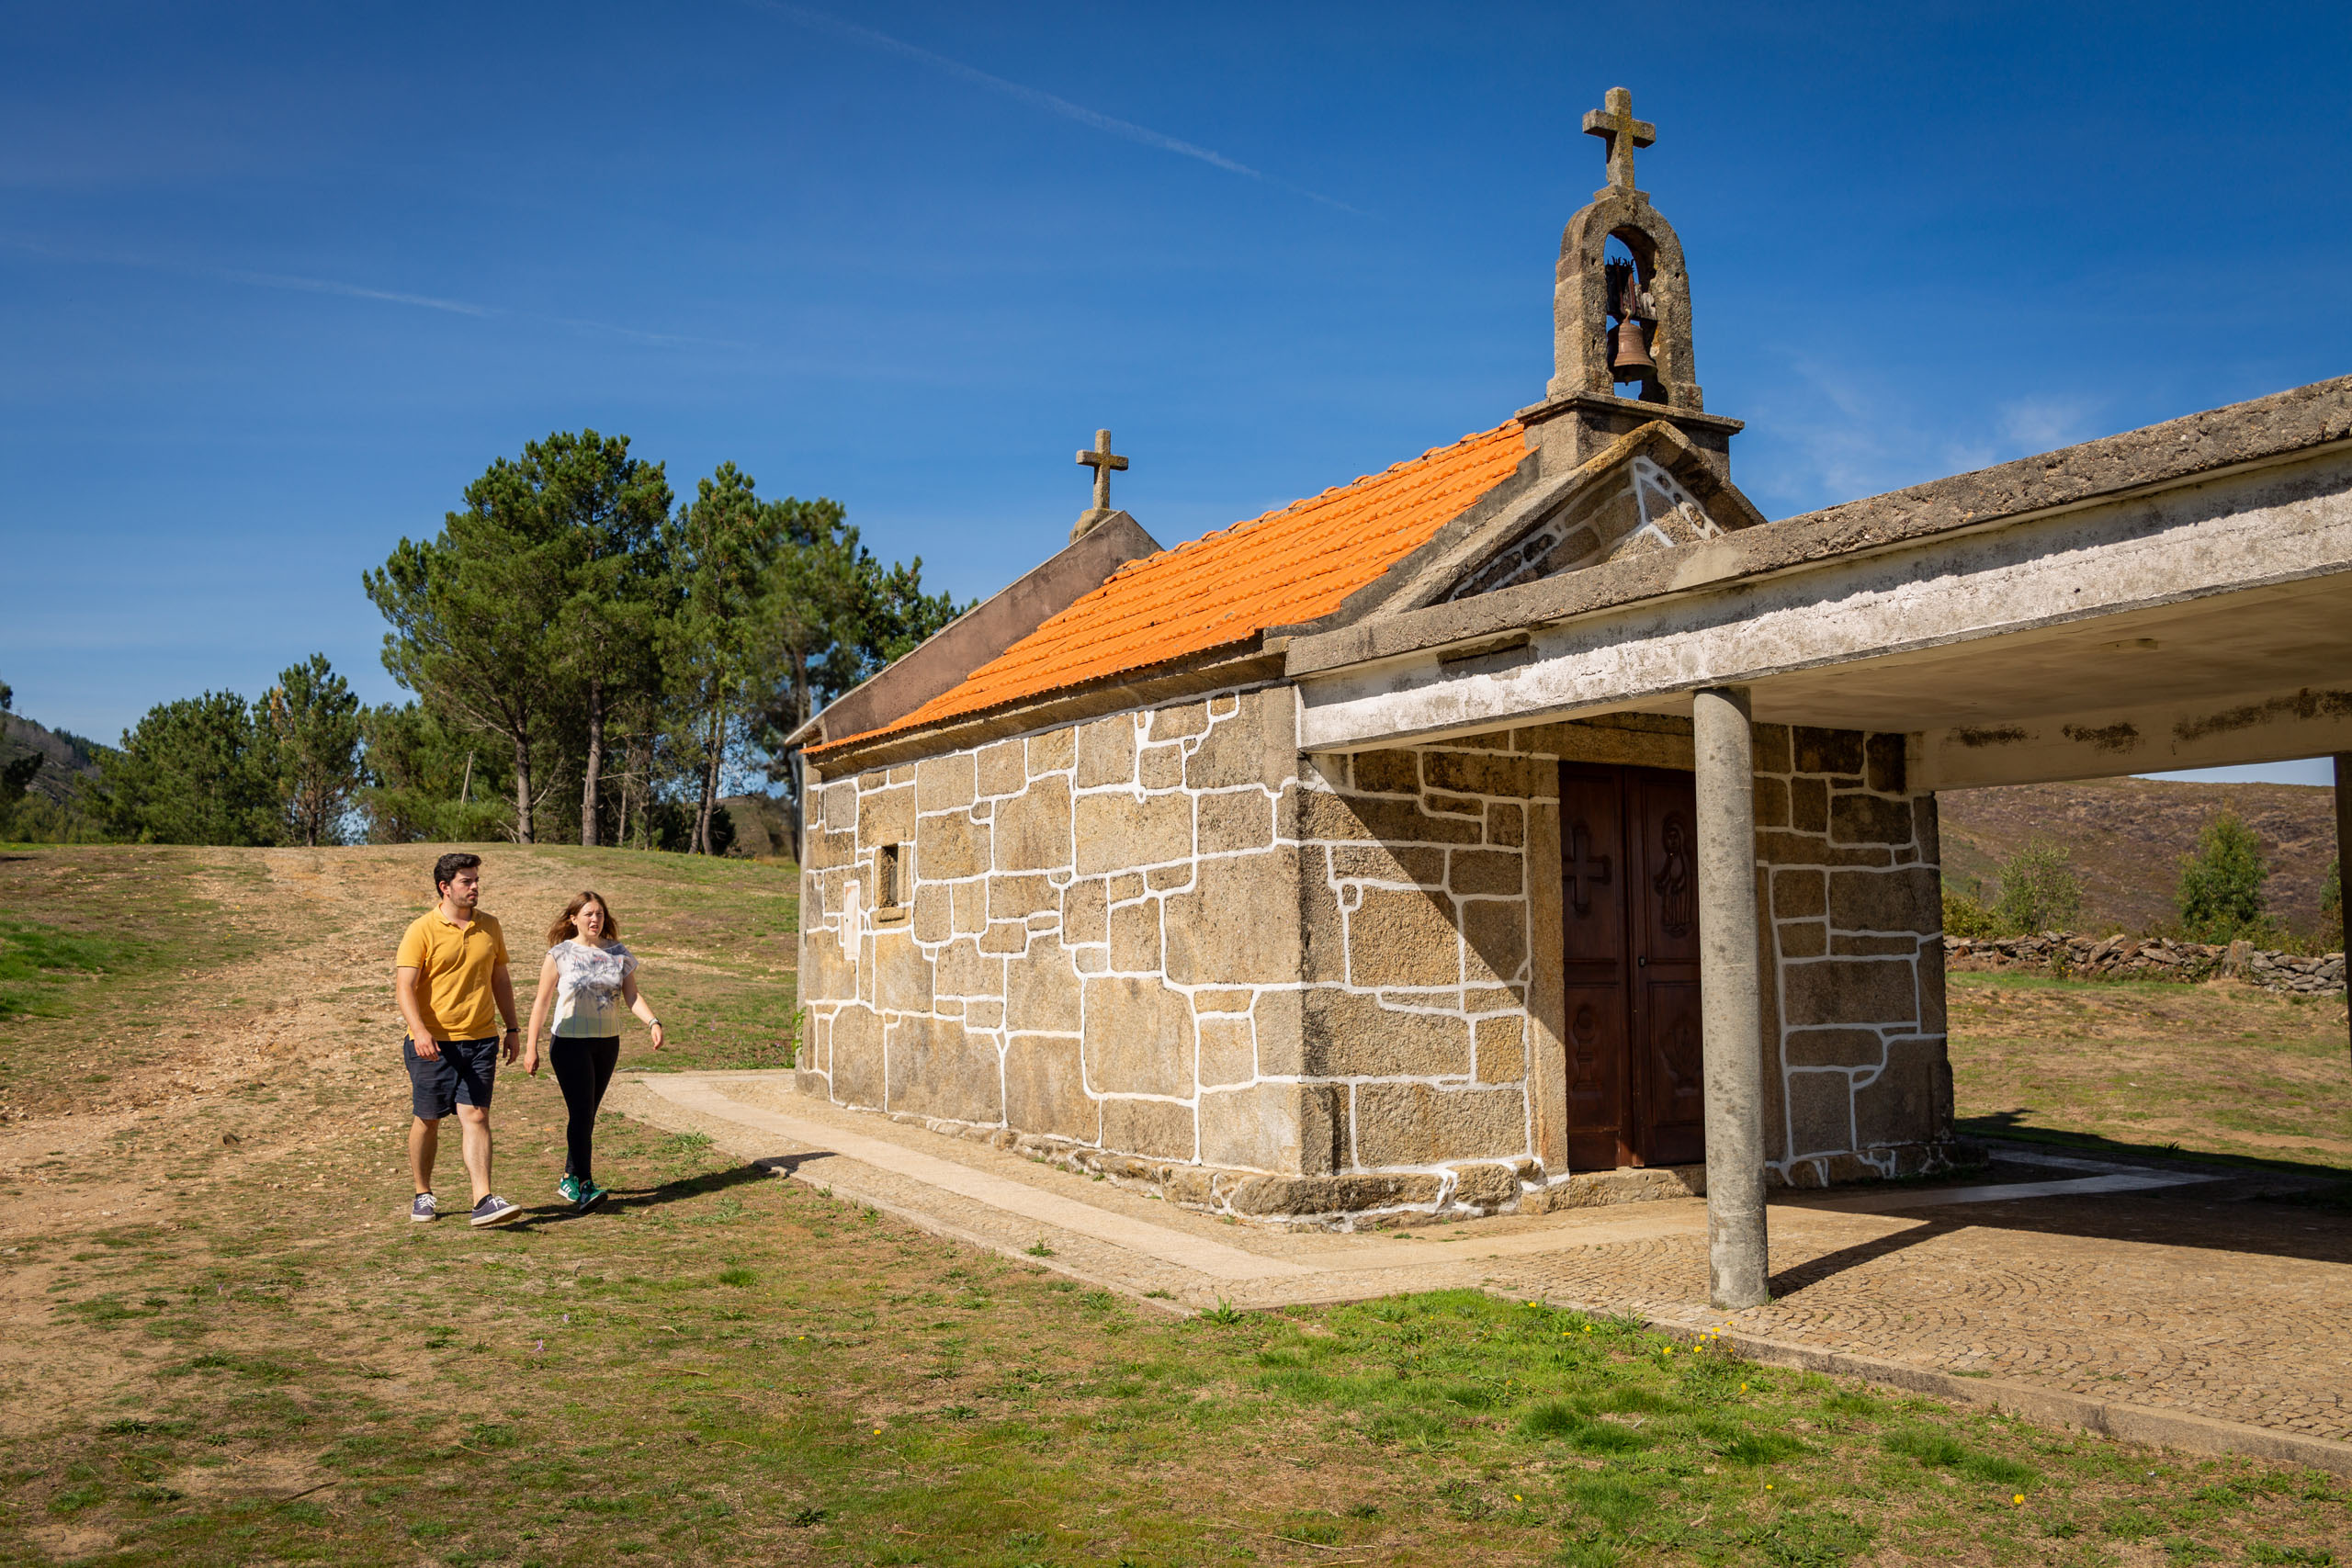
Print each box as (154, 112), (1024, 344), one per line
(1522, 88), (1744, 483)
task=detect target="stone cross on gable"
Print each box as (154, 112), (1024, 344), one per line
(1582, 85), (1656, 194)
(1076, 429), (1128, 513)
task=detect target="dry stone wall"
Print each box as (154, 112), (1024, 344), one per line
(1947, 932), (2346, 995)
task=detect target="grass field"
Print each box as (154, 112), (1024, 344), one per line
(1, 845), (2346, 1565)
(1948, 968), (2352, 1173)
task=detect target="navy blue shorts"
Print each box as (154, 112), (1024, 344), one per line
(403, 1035), (500, 1120)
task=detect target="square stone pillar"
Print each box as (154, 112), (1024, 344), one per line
(1694, 686), (1769, 1308)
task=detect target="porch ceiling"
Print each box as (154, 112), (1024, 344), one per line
(1713, 573), (2352, 734)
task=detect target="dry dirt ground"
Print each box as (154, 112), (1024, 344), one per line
(2, 846), (2346, 1567)
(1948, 970), (2352, 1169)
(0, 846), (785, 1426)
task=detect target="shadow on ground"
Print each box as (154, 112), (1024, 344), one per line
(510, 1161), (775, 1230)
(1961, 1109), (2352, 1181)
(1766, 1142), (2352, 1296)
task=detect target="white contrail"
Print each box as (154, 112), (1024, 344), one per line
(217, 268), (495, 317)
(3, 237), (733, 346)
(756, 2), (1362, 214)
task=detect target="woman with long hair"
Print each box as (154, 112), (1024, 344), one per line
(523, 890), (664, 1210)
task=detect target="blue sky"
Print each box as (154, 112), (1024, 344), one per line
(4, 1), (2348, 785)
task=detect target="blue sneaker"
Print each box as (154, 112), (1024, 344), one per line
(410, 1193), (438, 1223)
(469, 1194), (522, 1227)
(575, 1179), (609, 1212)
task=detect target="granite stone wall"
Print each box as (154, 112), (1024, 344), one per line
(1751, 723), (1956, 1187)
(799, 683), (1547, 1224)
(799, 696), (1955, 1223)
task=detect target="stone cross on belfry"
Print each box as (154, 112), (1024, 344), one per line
(1076, 429), (1127, 512)
(1582, 86), (1656, 194)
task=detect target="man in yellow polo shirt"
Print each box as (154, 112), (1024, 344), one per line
(394, 852), (524, 1226)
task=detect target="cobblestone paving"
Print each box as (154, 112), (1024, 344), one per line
(617, 1072), (2352, 1443)
(1487, 1188), (2352, 1442)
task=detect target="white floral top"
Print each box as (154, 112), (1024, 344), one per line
(547, 940), (638, 1037)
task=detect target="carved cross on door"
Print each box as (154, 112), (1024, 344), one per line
(1581, 85), (1657, 193)
(1566, 820), (1613, 915)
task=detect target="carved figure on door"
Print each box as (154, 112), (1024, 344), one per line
(1653, 812), (1694, 937)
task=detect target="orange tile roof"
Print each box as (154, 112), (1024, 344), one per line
(814, 418), (1531, 754)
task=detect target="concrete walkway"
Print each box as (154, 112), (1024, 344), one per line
(611, 1069), (2352, 1475)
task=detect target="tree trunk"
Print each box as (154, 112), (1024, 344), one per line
(783, 655), (811, 851)
(581, 677), (604, 848)
(616, 745), (632, 850)
(513, 736), (535, 844)
(695, 703), (725, 855)
(784, 750), (804, 864)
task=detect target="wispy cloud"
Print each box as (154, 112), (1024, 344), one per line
(754, 2), (1362, 215)
(1996, 395), (2098, 451)
(1746, 355), (2113, 516)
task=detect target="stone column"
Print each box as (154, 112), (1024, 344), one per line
(1693, 686), (1769, 1309)
(2337, 754), (2351, 1065)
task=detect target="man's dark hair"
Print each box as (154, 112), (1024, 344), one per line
(433, 852), (482, 896)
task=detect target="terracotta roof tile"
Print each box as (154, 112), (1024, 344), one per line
(814, 419), (1530, 754)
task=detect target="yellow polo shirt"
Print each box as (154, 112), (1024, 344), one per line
(394, 909), (511, 1042)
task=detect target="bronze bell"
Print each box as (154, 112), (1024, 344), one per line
(1611, 317), (1656, 378)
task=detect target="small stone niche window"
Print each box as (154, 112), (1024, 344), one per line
(876, 843), (904, 913)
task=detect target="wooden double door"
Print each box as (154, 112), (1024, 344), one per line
(1559, 763), (1708, 1169)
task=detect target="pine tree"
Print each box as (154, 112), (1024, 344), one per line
(262, 655), (363, 846)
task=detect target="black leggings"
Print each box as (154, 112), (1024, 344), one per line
(548, 1036), (621, 1183)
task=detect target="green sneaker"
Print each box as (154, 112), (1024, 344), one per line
(556, 1174), (584, 1206)
(575, 1179), (610, 1212)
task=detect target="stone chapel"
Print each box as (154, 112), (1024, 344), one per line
(790, 90), (2352, 1285)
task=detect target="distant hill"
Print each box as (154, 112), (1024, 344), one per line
(1938, 775), (2338, 937)
(0, 712), (103, 807)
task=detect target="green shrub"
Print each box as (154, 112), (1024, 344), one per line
(1991, 840), (2083, 935)
(1940, 883), (2000, 939)
(2177, 811), (2269, 943)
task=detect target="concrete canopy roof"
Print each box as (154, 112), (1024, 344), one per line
(1289, 376), (2352, 789)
